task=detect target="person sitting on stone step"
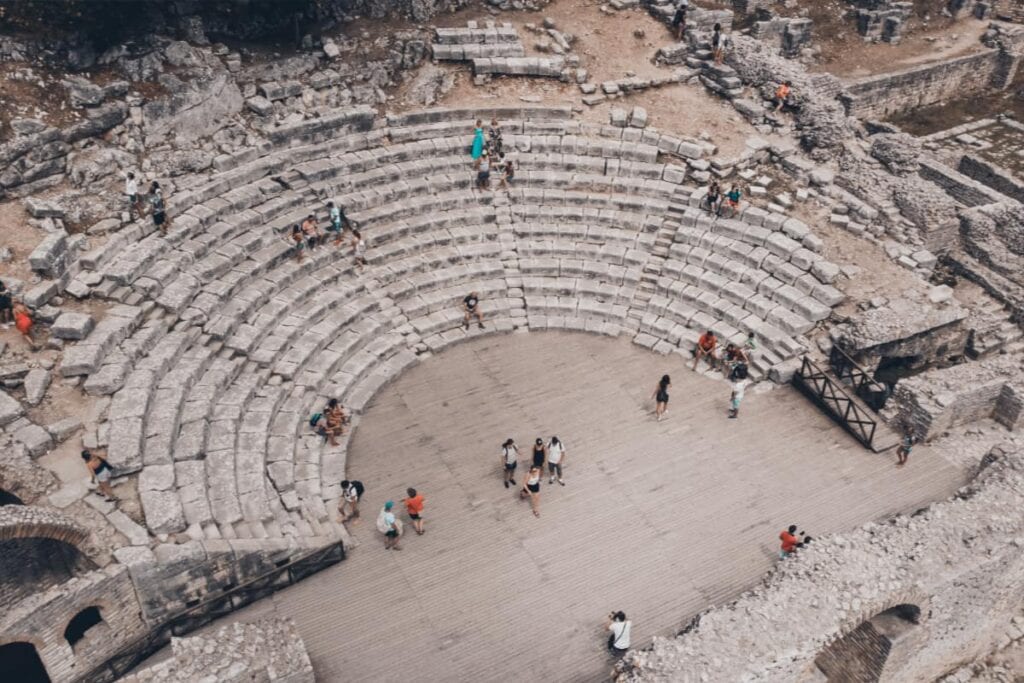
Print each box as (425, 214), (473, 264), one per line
(463, 291), (484, 329)
(692, 329), (720, 371)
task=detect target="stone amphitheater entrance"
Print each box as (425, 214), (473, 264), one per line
(207, 331), (963, 682)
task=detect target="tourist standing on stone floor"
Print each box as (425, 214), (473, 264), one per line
(672, 0), (689, 40)
(652, 374), (671, 421)
(501, 438), (519, 488)
(403, 488), (425, 535)
(377, 500), (403, 550)
(352, 229), (368, 272)
(125, 171), (140, 218)
(547, 436), (567, 486)
(728, 365), (749, 419)
(520, 464), (543, 517)
(711, 23), (724, 64)
(606, 611), (632, 658)
(82, 449), (116, 502)
(477, 149), (492, 190)
(148, 181), (168, 231)
(488, 117), (503, 156)
(463, 291), (484, 329)
(288, 225), (305, 262)
(896, 430), (916, 467)
(0, 280), (13, 328)
(471, 119), (485, 168)
(338, 479), (365, 522)
(779, 525), (803, 559)
(693, 330), (719, 371)
(326, 200), (352, 246)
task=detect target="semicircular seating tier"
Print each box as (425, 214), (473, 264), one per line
(60, 105), (844, 550)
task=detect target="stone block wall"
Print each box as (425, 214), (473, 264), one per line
(958, 154), (1024, 204)
(918, 157), (1010, 209)
(843, 50), (1002, 119)
(0, 566), (148, 683)
(886, 356), (1022, 440)
(815, 620), (891, 681)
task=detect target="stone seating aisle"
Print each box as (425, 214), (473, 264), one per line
(59, 106), (845, 555)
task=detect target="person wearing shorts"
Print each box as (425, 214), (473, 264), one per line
(338, 479), (365, 522)
(378, 500), (402, 550)
(125, 172), (139, 217)
(520, 465), (542, 517)
(546, 436), (566, 485)
(501, 438), (519, 488)
(725, 185), (741, 214)
(672, 0), (689, 39)
(652, 374), (671, 421)
(403, 487), (425, 535)
(498, 152), (515, 189)
(463, 291), (484, 329)
(774, 81), (792, 112)
(288, 225), (305, 262)
(476, 150), (491, 190)
(82, 449), (116, 501)
(148, 181), (167, 230)
(301, 214), (320, 249)
(693, 330), (719, 371)
(711, 23), (724, 64)
(896, 432), (915, 467)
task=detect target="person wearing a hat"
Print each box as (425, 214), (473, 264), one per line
(377, 500), (403, 550)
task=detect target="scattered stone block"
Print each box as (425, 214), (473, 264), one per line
(629, 106), (648, 128)
(24, 368), (51, 406)
(52, 311), (96, 340)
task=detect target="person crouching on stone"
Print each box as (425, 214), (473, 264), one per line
(82, 449), (116, 501)
(320, 398), (348, 447)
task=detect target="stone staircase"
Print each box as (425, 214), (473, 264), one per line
(967, 296), (1024, 358)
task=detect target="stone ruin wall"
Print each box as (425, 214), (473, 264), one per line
(622, 447), (1024, 682)
(1, 565), (149, 683)
(958, 154), (1024, 204)
(842, 50), (1003, 120)
(884, 355), (1023, 440)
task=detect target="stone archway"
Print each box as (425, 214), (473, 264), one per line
(0, 488), (23, 506)
(0, 641), (51, 683)
(815, 604), (923, 682)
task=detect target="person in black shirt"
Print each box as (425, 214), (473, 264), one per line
(463, 291), (484, 329)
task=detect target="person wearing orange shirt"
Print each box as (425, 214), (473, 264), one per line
(13, 301), (37, 350)
(692, 329), (719, 371)
(403, 487), (425, 535)
(779, 524), (802, 559)
(774, 81), (792, 112)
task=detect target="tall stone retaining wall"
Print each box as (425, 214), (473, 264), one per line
(957, 154), (1024, 205)
(918, 156), (1011, 209)
(842, 50), (1002, 119)
(621, 447), (1024, 682)
(885, 356), (1023, 440)
(0, 566), (148, 683)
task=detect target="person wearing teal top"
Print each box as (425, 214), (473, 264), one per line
(471, 119), (485, 161)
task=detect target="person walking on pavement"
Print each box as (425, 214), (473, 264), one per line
(403, 487), (425, 535)
(531, 437), (547, 471)
(378, 500), (403, 550)
(652, 374), (671, 421)
(547, 436), (567, 485)
(501, 438), (519, 489)
(338, 479), (365, 522)
(520, 465), (542, 517)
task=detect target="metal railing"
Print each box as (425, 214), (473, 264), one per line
(84, 540), (346, 683)
(828, 345), (890, 411)
(793, 356), (878, 449)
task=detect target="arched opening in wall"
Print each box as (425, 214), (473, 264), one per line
(0, 641), (51, 683)
(64, 606), (104, 649)
(0, 538), (95, 606)
(0, 489), (23, 506)
(814, 604), (922, 682)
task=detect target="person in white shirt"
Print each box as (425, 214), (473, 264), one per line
(501, 438), (519, 489)
(729, 377), (749, 419)
(606, 611), (632, 657)
(546, 436), (567, 486)
(125, 172), (139, 216)
(352, 229), (367, 272)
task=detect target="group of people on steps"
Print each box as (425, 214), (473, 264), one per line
(471, 118), (516, 190)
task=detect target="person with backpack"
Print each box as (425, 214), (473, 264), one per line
(338, 479), (365, 522)
(501, 438), (519, 489)
(377, 500), (402, 550)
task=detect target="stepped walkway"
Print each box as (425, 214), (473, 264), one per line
(182, 332), (966, 682)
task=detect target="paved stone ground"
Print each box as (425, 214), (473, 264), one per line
(175, 331), (965, 682)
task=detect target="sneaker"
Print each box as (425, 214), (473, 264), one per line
(478, 322), (485, 329)
(504, 480), (509, 488)
(559, 479), (565, 486)
(509, 478), (516, 486)
(549, 476), (554, 484)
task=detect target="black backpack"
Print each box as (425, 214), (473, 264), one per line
(730, 363), (748, 381)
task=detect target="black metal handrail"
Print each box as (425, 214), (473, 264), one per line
(793, 356), (878, 449)
(828, 345), (889, 411)
(83, 540), (345, 683)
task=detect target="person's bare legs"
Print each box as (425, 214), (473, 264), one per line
(99, 480), (115, 500)
(656, 401), (666, 421)
(692, 347), (704, 371)
(414, 517), (424, 534)
(530, 492), (540, 517)
(475, 310), (485, 329)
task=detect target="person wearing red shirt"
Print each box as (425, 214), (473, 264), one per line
(779, 524), (802, 559)
(692, 330), (719, 371)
